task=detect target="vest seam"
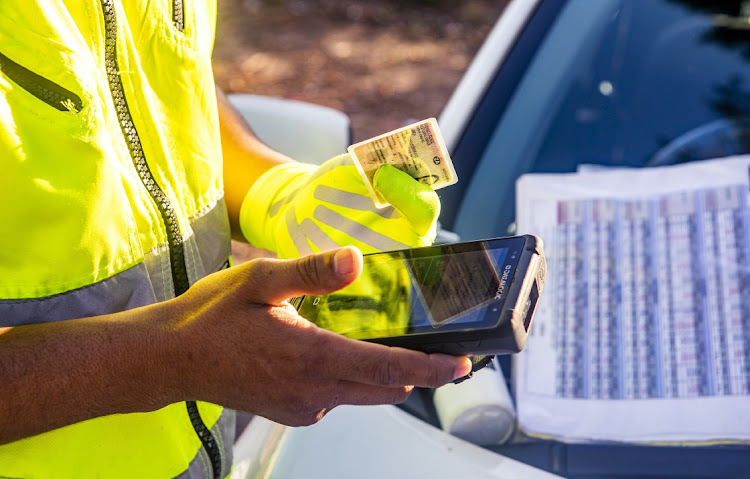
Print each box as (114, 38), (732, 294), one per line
(163, 116), (196, 219)
(188, 193), (224, 223)
(157, 243), (171, 301)
(187, 233), (199, 286)
(193, 237), (201, 284)
(213, 416), (227, 478)
(165, 244), (175, 299)
(196, 445), (210, 479)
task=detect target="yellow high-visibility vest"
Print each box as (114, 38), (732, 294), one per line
(0, 1), (233, 477)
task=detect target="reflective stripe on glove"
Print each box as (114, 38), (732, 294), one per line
(239, 154), (440, 258)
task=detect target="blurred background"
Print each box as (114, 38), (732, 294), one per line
(213, 0), (507, 142)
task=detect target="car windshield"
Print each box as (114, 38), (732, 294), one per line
(453, 0), (750, 240)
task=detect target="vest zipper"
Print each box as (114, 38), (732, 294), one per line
(99, 0), (190, 297)
(98, 1), (222, 477)
(0, 52), (83, 112)
(173, 0), (185, 31)
(187, 401), (224, 479)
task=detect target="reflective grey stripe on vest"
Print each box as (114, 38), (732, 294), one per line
(175, 408), (236, 479)
(0, 197), (231, 326)
(184, 199), (232, 287)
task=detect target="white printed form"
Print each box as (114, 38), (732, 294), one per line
(513, 156), (750, 444)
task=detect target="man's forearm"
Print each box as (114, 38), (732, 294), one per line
(217, 88), (295, 239)
(0, 301), (182, 444)
(0, 249), (471, 445)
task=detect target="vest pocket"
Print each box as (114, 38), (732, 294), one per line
(0, 52), (83, 113)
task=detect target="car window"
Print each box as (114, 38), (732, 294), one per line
(454, 0), (750, 240)
(538, 1), (750, 170)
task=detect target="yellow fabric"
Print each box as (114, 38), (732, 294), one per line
(0, 1), (227, 477)
(0, 402), (224, 479)
(0, 0), (222, 299)
(239, 154), (441, 259)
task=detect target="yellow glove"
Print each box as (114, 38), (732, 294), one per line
(239, 154), (440, 258)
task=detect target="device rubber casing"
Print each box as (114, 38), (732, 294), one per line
(292, 235), (546, 357)
(359, 235), (546, 356)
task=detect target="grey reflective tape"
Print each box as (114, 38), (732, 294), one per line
(0, 199), (231, 326)
(0, 262), (159, 326)
(313, 185), (398, 219)
(313, 205), (410, 252)
(212, 408), (236, 478)
(299, 218), (340, 251)
(172, 408), (235, 479)
(286, 207), (313, 256)
(177, 445), (212, 479)
(269, 156), (353, 217)
(183, 235), (203, 288)
(144, 243), (173, 302)
(190, 198), (232, 276)
(147, 198), (232, 297)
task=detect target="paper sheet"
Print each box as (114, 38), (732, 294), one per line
(514, 156), (750, 443)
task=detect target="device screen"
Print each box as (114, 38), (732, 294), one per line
(294, 237), (525, 340)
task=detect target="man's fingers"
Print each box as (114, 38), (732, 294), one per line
(275, 382), (417, 427)
(316, 331), (472, 388)
(335, 381), (414, 406)
(243, 246), (363, 304)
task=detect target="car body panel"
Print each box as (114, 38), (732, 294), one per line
(231, 406), (561, 479)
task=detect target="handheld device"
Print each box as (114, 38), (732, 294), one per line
(290, 235), (546, 356)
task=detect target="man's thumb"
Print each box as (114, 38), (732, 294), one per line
(249, 246), (363, 305)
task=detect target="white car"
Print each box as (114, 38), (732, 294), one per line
(229, 0), (750, 477)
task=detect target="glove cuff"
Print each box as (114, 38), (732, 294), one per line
(239, 162), (317, 251)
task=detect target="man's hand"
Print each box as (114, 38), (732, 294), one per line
(0, 246), (471, 444)
(170, 246), (471, 426)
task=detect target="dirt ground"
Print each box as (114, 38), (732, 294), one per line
(212, 0), (507, 142)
